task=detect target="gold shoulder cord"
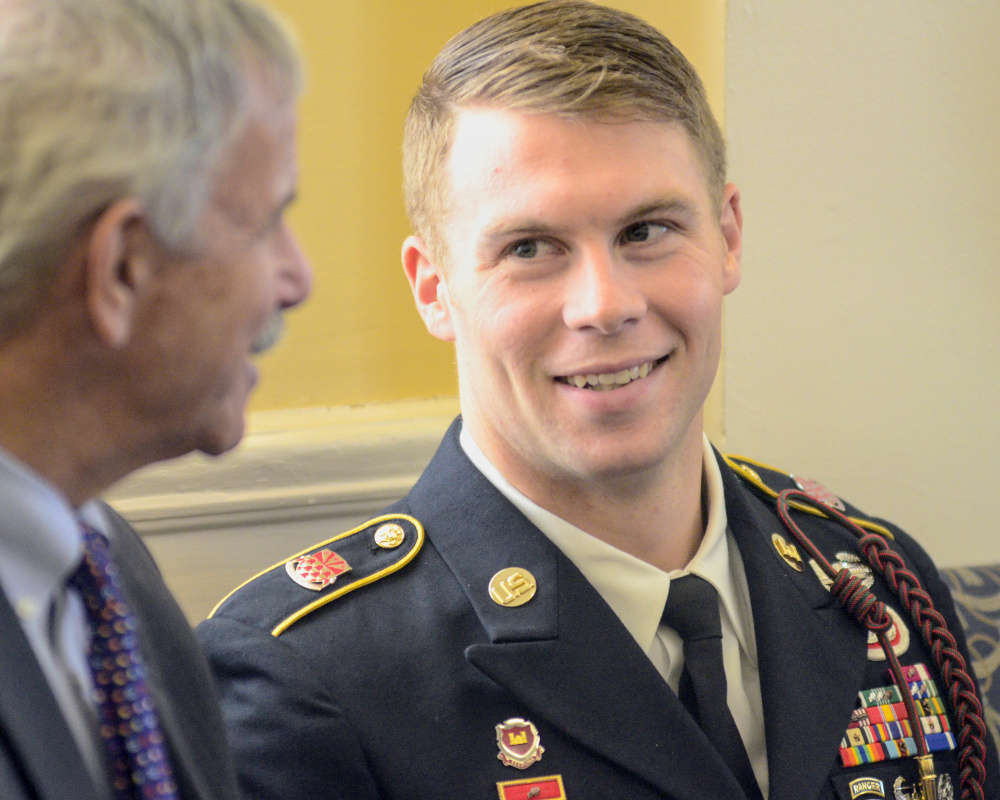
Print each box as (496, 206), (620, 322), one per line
(723, 454), (895, 541)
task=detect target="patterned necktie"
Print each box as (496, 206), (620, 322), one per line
(662, 574), (763, 800)
(69, 524), (180, 800)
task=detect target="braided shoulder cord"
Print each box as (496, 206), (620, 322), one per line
(776, 488), (987, 800)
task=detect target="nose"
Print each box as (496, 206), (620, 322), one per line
(562, 248), (646, 334)
(276, 223), (312, 309)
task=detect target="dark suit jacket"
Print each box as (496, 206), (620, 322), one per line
(0, 504), (240, 800)
(199, 419), (999, 799)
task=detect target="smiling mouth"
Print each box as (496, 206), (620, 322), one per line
(556, 355), (669, 391)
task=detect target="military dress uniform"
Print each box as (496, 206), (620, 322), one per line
(197, 418), (999, 800)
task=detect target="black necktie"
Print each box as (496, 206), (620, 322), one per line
(662, 575), (763, 800)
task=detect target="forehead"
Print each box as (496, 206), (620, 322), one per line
(443, 107), (713, 225)
(209, 75), (298, 226)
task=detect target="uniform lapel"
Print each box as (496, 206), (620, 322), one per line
(409, 421), (748, 799)
(0, 590), (102, 800)
(718, 452), (869, 800)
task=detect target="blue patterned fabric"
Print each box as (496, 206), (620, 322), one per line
(71, 524), (180, 800)
(939, 565), (1000, 750)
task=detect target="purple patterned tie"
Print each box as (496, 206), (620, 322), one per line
(69, 524), (180, 800)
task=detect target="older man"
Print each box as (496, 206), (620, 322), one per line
(0, 1), (310, 799)
(200, 3), (996, 799)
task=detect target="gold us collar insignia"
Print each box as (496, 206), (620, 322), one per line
(489, 568), (537, 607)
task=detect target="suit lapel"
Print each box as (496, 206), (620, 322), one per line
(719, 453), (869, 800)
(410, 421), (747, 799)
(0, 590), (101, 800)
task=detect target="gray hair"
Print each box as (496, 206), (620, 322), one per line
(0, 0), (302, 334)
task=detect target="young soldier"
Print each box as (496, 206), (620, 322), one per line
(200, 3), (996, 799)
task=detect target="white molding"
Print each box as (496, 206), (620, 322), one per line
(105, 398), (460, 535)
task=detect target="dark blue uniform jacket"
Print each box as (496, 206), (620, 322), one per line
(198, 418), (999, 800)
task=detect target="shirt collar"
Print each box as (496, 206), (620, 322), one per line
(0, 446), (84, 617)
(459, 424), (754, 661)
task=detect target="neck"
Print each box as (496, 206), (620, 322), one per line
(0, 333), (151, 507)
(495, 430), (707, 573)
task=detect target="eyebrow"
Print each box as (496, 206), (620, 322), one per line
(619, 198), (700, 227)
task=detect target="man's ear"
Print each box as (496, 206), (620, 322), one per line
(719, 183), (743, 295)
(83, 198), (155, 348)
(401, 235), (455, 342)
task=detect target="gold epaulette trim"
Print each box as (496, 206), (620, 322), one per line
(206, 513), (425, 636)
(723, 454), (895, 541)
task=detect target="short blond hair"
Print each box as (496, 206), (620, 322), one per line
(0, 0), (302, 336)
(403, 0), (726, 257)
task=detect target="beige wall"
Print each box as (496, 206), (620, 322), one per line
(724, 1), (1000, 565)
(249, 0), (727, 437)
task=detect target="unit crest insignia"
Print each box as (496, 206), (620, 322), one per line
(496, 717), (545, 769)
(793, 475), (846, 511)
(285, 549), (352, 591)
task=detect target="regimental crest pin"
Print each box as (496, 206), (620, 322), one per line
(285, 549), (352, 591)
(496, 718), (544, 769)
(793, 475), (846, 511)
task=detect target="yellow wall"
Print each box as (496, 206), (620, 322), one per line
(253, 0), (727, 414)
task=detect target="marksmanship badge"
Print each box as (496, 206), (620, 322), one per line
(496, 718), (545, 769)
(285, 549), (352, 591)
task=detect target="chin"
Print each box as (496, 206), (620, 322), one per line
(195, 411), (248, 457)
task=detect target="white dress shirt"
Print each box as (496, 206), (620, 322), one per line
(460, 425), (769, 797)
(0, 446), (111, 796)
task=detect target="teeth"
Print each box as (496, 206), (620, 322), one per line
(562, 360), (657, 390)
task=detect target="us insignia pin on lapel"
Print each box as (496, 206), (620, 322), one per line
(496, 774), (566, 800)
(286, 549), (351, 591)
(496, 718), (544, 769)
(489, 568), (537, 607)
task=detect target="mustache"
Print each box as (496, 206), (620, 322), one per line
(250, 311), (284, 355)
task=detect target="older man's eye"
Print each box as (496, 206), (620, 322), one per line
(508, 240), (541, 259)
